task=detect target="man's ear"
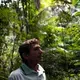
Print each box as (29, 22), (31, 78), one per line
(22, 53), (28, 59)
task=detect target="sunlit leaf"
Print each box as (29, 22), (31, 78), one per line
(73, 11), (80, 16)
(72, 0), (79, 6)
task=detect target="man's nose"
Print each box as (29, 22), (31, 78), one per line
(39, 49), (44, 54)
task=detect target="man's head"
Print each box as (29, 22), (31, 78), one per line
(18, 38), (43, 64)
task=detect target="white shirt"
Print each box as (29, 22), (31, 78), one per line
(8, 63), (46, 80)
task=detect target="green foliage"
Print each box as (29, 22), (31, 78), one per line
(0, 0), (80, 80)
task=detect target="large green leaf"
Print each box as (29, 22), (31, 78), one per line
(73, 11), (80, 16)
(72, 0), (79, 6)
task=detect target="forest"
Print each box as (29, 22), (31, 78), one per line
(0, 0), (80, 80)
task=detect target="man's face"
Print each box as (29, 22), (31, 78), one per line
(27, 44), (43, 64)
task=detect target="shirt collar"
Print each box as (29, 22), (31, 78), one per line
(20, 63), (36, 75)
(20, 63), (45, 76)
(37, 64), (45, 76)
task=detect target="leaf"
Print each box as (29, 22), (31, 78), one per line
(72, 0), (79, 6)
(73, 11), (80, 16)
(74, 61), (80, 66)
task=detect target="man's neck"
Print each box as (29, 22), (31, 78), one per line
(24, 62), (38, 71)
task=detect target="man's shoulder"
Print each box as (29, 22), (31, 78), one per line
(8, 68), (23, 80)
(9, 68), (22, 76)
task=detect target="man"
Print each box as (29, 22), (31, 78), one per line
(8, 38), (46, 80)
